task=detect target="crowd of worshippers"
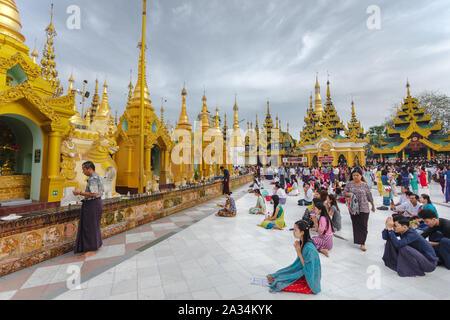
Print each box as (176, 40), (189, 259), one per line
(215, 165), (449, 295)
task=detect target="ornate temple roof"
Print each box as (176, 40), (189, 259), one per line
(373, 82), (449, 154)
(299, 76), (367, 147)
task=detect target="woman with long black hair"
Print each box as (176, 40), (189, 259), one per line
(344, 167), (375, 252)
(257, 195), (285, 230)
(267, 219), (321, 294)
(311, 201), (334, 257)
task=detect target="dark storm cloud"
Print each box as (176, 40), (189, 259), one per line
(17, 0), (450, 138)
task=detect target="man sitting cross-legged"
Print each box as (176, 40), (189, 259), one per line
(382, 216), (438, 277)
(419, 209), (450, 270)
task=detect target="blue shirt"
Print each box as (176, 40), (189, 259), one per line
(382, 228), (438, 263)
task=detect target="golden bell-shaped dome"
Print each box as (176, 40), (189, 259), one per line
(0, 0), (25, 43)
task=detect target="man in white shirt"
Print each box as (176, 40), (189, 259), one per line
(289, 167), (296, 182)
(298, 183), (314, 206)
(392, 194), (422, 218)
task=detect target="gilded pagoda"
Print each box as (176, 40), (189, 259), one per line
(298, 75), (369, 167)
(372, 82), (450, 160)
(0, 0), (76, 202)
(244, 100), (297, 166)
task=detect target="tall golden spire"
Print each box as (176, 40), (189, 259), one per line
(138, 0), (147, 194)
(96, 80), (111, 119)
(201, 91), (210, 130)
(214, 107), (221, 131)
(31, 40), (39, 63)
(88, 78), (101, 122)
(177, 84), (191, 130)
(406, 79), (411, 98)
(0, 0), (25, 43)
(264, 100), (273, 130)
(326, 79), (331, 102)
(40, 2), (63, 97)
(314, 73), (323, 118)
(255, 114), (259, 128)
(68, 73), (74, 93)
(233, 95), (240, 130)
(223, 112), (228, 135)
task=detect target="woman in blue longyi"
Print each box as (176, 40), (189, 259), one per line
(267, 219), (321, 294)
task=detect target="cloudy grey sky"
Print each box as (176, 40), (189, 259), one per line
(17, 0), (450, 139)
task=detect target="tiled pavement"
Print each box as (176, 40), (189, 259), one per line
(1, 182), (449, 300)
(0, 187), (250, 300)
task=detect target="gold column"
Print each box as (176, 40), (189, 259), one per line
(45, 131), (63, 202)
(145, 146), (151, 176)
(160, 150), (169, 184)
(127, 146), (133, 173)
(427, 148), (431, 161)
(402, 150), (405, 161)
(48, 131), (62, 178)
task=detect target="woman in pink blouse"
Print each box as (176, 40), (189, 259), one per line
(311, 201), (334, 257)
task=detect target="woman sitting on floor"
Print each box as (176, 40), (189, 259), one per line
(248, 178), (261, 193)
(288, 178), (300, 196)
(267, 219), (321, 294)
(327, 194), (342, 232)
(216, 191), (237, 217)
(258, 195), (286, 230)
(249, 189), (266, 215)
(311, 201), (334, 257)
(273, 183), (287, 205)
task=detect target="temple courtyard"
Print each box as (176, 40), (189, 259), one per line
(0, 182), (449, 300)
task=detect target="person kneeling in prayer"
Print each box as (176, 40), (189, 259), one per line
(267, 219), (321, 294)
(382, 216), (438, 277)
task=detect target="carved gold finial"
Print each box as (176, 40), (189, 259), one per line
(40, 1), (63, 97)
(68, 73), (74, 93)
(406, 79), (411, 98)
(31, 39), (39, 63)
(314, 73), (323, 118)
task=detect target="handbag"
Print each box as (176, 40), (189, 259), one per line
(347, 193), (360, 216)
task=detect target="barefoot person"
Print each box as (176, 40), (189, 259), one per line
(249, 189), (266, 215)
(216, 191), (237, 217)
(311, 201), (334, 257)
(344, 167), (376, 252)
(257, 195), (285, 230)
(267, 219), (321, 294)
(73, 161), (104, 259)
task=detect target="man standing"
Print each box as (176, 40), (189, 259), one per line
(289, 166), (296, 183)
(278, 166), (286, 188)
(221, 166), (230, 194)
(73, 161), (104, 259)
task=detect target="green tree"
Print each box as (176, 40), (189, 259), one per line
(365, 125), (387, 157)
(417, 91), (450, 132)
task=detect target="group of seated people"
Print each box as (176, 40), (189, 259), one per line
(218, 171), (449, 297)
(382, 209), (449, 277)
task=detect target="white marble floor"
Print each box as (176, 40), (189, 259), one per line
(55, 182), (450, 300)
